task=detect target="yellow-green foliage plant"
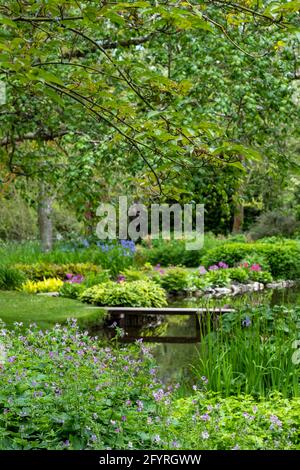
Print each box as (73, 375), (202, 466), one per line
(21, 278), (63, 294)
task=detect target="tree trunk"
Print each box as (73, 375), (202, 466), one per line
(38, 181), (53, 252)
(232, 203), (244, 233)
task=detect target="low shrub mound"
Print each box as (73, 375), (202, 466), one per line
(225, 267), (249, 283)
(80, 280), (168, 307)
(201, 242), (300, 279)
(59, 282), (86, 299)
(205, 269), (231, 287)
(154, 266), (192, 292)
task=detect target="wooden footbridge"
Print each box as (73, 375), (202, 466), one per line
(104, 306), (235, 343)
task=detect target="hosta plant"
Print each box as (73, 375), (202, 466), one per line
(80, 280), (167, 307)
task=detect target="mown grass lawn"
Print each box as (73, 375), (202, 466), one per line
(0, 291), (105, 329)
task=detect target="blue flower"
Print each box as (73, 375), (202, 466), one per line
(242, 316), (251, 328)
(120, 239), (136, 253)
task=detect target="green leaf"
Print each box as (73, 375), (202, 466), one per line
(43, 87), (65, 106)
(272, 1), (300, 12)
(0, 43), (10, 52)
(29, 69), (64, 86)
(229, 161), (246, 171)
(0, 17), (18, 28)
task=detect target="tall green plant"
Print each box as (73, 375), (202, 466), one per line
(193, 306), (300, 398)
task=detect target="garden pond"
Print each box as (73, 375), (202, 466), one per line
(95, 284), (300, 386)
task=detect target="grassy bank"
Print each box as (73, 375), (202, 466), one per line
(0, 291), (106, 329)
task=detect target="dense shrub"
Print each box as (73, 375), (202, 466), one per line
(52, 204), (84, 241)
(266, 246), (300, 279)
(137, 239), (193, 266)
(0, 266), (26, 290)
(82, 271), (111, 286)
(137, 233), (221, 267)
(241, 253), (270, 271)
(80, 280), (167, 307)
(258, 236), (293, 244)
(21, 278), (63, 294)
(249, 210), (300, 240)
(226, 234), (248, 243)
(14, 262), (102, 281)
(0, 194), (37, 241)
(201, 242), (300, 279)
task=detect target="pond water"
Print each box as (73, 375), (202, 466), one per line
(102, 284), (300, 385)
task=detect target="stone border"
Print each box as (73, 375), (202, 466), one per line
(190, 280), (296, 298)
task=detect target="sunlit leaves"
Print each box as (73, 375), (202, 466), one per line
(0, 0), (298, 205)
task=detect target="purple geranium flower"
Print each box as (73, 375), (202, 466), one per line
(218, 261), (229, 269)
(208, 265), (219, 271)
(65, 274), (84, 284)
(199, 266), (207, 275)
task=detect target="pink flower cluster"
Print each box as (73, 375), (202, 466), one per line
(199, 261), (262, 275)
(240, 262), (262, 271)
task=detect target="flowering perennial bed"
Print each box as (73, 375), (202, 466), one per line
(0, 321), (299, 450)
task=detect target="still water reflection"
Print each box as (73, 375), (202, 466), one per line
(111, 285), (300, 384)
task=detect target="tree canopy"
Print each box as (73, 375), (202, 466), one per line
(0, 1), (299, 234)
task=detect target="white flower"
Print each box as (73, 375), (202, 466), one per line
(201, 431), (209, 440)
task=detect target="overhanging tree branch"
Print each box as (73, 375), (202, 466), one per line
(0, 129), (69, 146)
